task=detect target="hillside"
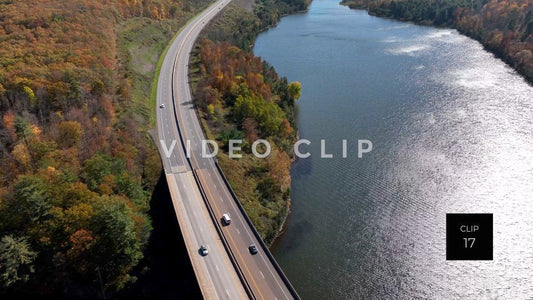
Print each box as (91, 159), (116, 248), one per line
(190, 0), (309, 244)
(0, 0), (210, 297)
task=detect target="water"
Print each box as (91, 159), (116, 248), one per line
(253, 0), (533, 298)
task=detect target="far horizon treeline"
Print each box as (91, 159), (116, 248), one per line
(342, 0), (533, 84)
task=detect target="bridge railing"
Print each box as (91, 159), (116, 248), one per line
(212, 161), (301, 300)
(185, 61), (300, 298)
(191, 169), (255, 299)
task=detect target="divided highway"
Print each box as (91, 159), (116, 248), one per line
(155, 0), (300, 299)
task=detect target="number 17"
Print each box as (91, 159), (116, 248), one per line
(463, 237), (475, 248)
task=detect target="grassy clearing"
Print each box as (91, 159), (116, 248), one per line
(118, 17), (187, 128)
(118, 0), (212, 128)
(115, 9), (211, 192)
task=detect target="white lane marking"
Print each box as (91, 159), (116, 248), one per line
(164, 0), (273, 296)
(176, 63), (294, 290)
(260, 271), (265, 279)
(226, 289), (230, 297)
(236, 229), (240, 235)
(211, 170), (292, 298)
(215, 264), (219, 272)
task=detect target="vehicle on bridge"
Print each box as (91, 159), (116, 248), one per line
(222, 213), (231, 226)
(248, 244), (258, 255)
(199, 245), (209, 256)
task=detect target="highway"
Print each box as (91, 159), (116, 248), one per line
(156, 0), (246, 298)
(155, 0), (299, 299)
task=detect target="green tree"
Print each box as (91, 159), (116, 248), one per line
(233, 93), (286, 137)
(82, 154), (125, 191)
(287, 81), (302, 102)
(115, 173), (148, 207)
(13, 116), (32, 141)
(10, 175), (50, 225)
(257, 177), (279, 203)
(0, 235), (37, 288)
(89, 198), (142, 289)
(218, 128), (245, 151)
(257, 100), (285, 137)
(64, 72), (82, 105)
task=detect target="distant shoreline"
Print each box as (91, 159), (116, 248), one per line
(341, 0), (533, 86)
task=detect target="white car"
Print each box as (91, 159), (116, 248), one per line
(199, 245), (208, 256)
(160, 103), (165, 108)
(222, 213), (231, 226)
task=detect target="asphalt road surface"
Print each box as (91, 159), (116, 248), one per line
(156, 0), (297, 299)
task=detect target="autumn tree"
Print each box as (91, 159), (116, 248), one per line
(287, 81), (302, 102)
(0, 0), (220, 295)
(0, 235), (36, 288)
(242, 118), (259, 143)
(57, 121), (83, 148)
(193, 35), (303, 245)
(66, 229), (94, 277)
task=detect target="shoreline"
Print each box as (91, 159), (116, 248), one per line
(246, 8), (309, 248)
(189, 0), (309, 247)
(266, 130), (301, 246)
(341, 1), (533, 86)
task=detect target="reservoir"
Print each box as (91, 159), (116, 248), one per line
(254, 0), (533, 298)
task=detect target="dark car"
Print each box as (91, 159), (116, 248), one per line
(248, 244), (258, 255)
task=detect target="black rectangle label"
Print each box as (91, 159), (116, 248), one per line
(446, 213), (493, 260)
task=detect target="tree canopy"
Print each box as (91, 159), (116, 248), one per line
(0, 0), (210, 296)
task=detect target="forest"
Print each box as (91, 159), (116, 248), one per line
(205, 0), (310, 50)
(191, 0), (309, 244)
(341, 0), (533, 83)
(0, 0), (310, 296)
(0, 0), (211, 297)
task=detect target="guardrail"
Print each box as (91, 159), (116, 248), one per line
(186, 47), (301, 299)
(163, 1), (301, 297)
(168, 46), (255, 299)
(191, 169), (255, 299)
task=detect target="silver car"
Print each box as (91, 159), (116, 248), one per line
(199, 245), (208, 256)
